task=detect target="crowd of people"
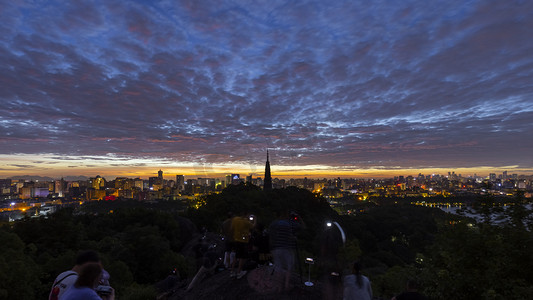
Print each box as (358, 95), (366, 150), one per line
(220, 210), (304, 286)
(216, 210), (427, 299)
(49, 212), (426, 299)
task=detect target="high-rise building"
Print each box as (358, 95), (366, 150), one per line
(89, 175), (105, 190)
(158, 169), (163, 179)
(176, 175), (185, 191)
(263, 150), (272, 190)
(20, 186), (33, 199)
(149, 176), (163, 191)
(54, 178), (66, 197)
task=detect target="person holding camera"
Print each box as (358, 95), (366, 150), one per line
(61, 262), (115, 300)
(269, 210), (305, 291)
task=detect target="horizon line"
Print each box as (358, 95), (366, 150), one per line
(3, 168), (533, 181)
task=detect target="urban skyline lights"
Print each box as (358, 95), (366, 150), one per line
(0, 153), (530, 180)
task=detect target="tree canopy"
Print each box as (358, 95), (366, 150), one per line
(0, 185), (531, 299)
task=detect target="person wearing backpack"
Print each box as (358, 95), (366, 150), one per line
(49, 250), (101, 300)
(61, 262), (115, 300)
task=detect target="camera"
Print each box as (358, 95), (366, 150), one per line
(289, 211), (299, 221)
(96, 285), (113, 296)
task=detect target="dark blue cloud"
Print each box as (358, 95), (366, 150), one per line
(1, 0), (532, 175)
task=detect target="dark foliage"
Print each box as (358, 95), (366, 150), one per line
(2, 200), (195, 299)
(1, 187), (531, 300)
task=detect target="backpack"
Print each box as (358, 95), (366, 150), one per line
(49, 272), (77, 300)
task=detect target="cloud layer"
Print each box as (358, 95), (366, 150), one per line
(1, 0), (533, 176)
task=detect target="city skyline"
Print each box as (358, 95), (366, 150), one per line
(1, 162), (529, 181)
(1, 1), (533, 179)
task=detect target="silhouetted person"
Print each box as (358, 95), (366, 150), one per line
(187, 242), (221, 292)
(230, 213), (256, 279)
(250, 222), (270, 266)
(221, 212), (235, 269)
(49, 250), (101, 300)
(319, 221), (345, 299)
(61, 262), (115, 300)
(343, 262), (372, 300)
(156, 268), (180, 294)
(269, 211), (305, 291)
(392, 280), (427, 300)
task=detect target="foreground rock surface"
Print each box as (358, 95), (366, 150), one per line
(160, 265), (328, 300)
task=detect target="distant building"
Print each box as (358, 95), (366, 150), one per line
(149, 176), (162, 191)
(176, 175), (185, 191)
(149, 169), (164, 191)
(231, 174), (242, 185)
(54, 178), (66, 197)
(263, 150), (272, 191)
(314, 182), (325, 191)
(89, 175), (105, 190)
(20, 187), (33, 199)
(130, 178), (142, 190)
(0, 179), (12, 195)
(34, 187), (50, 198)
(87, 188), (106, 201)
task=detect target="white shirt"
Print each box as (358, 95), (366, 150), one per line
(49, 270), (78, 300)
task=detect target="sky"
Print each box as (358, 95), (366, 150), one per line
(1, 0), (533, 179)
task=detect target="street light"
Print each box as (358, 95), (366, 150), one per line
(305, 257), (314, 287)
